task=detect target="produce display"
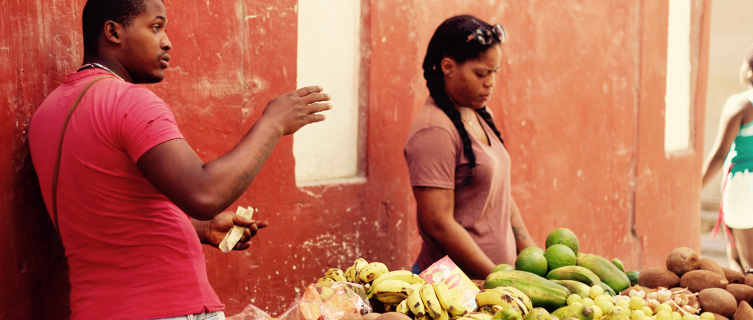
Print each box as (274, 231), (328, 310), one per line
(309, 229), (753, 320)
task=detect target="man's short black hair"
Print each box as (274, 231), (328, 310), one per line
(82, 0), (149, 57)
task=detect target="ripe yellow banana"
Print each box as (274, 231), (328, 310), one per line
(317, 277), (335, 283)
(474, 290), (525, 315)
(353, 258), (368, 273)
(407, 287), (427, 318)
(491, 305), (504, 314)
(419, 283), (442, 319)
(477, 305), (496, 316)
(436, 307), (449, 320)
(325, 268), (347, 282)
(318, 286), (336, 300)
(369, 270), (426, 294)
(491, 287), (532, 314)
(396, 299), (410, 315)
(376, 294), (406, 304)
(359, 262), (389, 283)
(432, 282), (467, 316)
(464, 312), (493, 320)
(371, 279), (414, 298)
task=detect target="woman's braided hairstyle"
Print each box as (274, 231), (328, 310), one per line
(422, 15), (505, 186)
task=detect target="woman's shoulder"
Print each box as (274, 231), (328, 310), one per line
(724, 92), (753, 119)
(408, 97), (458, 135)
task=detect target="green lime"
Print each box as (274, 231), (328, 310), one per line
(492, 263), (516, 273)
(544, 244), (577, 272)
(515, 247), (549, 277)
(545, 228), (580, 255)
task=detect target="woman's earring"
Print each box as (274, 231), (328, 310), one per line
(747, 70), (752, 80)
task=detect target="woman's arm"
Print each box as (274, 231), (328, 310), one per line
(413, 186), (496, 279)
(701, 95), (749, 189)
(510, 197), (536, 253)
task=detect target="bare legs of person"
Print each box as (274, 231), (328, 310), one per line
(726, 227), (753, 273)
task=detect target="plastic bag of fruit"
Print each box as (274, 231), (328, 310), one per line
(226, 303), (273, 320)
(276, 282), (372, 320)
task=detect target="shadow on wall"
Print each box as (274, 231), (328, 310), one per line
(7, 134), (71, 319)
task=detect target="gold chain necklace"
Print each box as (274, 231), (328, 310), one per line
(460, 109), (474, 126)
(78, 63), (125, 82)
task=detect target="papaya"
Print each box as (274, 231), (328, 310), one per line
(550, 280), (590, 298)
(485, 270), (570, 311)
(546, 266), (602, 286)
(576, 254), (631, 292)
(522, 308), (551, 320)
(551, 305), (595, 320)
(599, 282), (616, 296)
(611, 259), (625, 273)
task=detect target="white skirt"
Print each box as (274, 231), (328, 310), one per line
(723, 169), (753, 229)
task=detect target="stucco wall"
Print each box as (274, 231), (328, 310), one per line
(0, 0), (709, 318)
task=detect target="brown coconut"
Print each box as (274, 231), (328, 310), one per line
(374, 312), (412, 320)
(736, 301), (753, 320)
(712, 313), (730, 320)
(699, 258), (726, 277)
(745, 274), (753, 287)
(699, 288), (738, 318)
(363, 313), (381, 320)
(666, 247), (701, 276)
(637, 267), (681, 288)
(722, 267), (746, 284)
(726, 283), (753, 305)
(340, 314), (364, 320)
(680, 270), (729, 293)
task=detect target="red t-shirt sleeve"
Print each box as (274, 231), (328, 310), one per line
(117, 85), (185, 162)
(404, 126), (459, 189)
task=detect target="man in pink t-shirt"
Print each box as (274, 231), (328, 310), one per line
(28, 0), (332, 319)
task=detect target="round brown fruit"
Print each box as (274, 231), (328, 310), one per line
(698, 288), (737, 318)
(666, 247), (701, 276)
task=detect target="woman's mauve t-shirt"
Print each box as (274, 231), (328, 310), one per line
(28, 68), (223, 320)
(404, 97), (516, 277)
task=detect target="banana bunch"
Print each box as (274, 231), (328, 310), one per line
(316, 258), (390, 289)
(390, 282), (468, 320)
(475, 287), (533, 316)
(452, 312), (494, 320)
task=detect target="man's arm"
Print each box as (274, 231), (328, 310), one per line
(510, 196), (536, 254)
(191, 213), (269, 250)
(137, 86), (331, 221)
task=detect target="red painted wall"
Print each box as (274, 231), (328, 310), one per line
(0, 0), (709, 318)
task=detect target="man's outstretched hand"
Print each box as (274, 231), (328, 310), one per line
(193, 211), (269, 250)
(262, 86), (332, 136)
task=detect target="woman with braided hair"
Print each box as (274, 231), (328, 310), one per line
(404, 15), (536, 279)
(702, 45), (753, 272)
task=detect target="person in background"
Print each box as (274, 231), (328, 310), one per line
(404, 15), (536, 280)
(702, 45), (753, 273)
(28, 0), (331, 319)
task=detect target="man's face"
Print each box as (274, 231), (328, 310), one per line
(120, 0), (171, 83)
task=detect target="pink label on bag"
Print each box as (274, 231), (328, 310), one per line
(419, 256), (480, 309)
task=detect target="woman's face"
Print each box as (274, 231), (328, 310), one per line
(442, 44), (502, 109)
(740, 60), (752, 87)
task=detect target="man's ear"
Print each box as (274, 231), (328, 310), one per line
(440, 57), (455, 78)
(103, 21), (123, 45)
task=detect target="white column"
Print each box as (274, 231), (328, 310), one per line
(294, 0), (362, 184)
(664, 0), (692, 153)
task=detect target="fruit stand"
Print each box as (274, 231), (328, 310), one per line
(291, 228), (753, 320)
